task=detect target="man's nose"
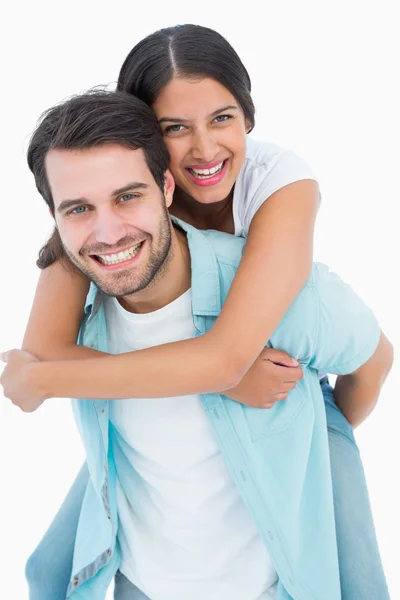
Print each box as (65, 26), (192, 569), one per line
(191, 130), (219, 163)
(94, 211), (127, 245)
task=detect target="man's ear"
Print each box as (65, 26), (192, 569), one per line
(163, 169), (175, 208)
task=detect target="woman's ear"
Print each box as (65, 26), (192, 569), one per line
(164, 169), (175, 208)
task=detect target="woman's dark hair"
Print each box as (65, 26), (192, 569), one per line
(29, 89), (169, 269)
(117, 24), (255, 131)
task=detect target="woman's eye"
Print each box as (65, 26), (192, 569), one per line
(213, 114), (232, 123)
(164, 124), (185, 133)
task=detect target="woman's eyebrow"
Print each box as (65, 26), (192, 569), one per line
(209, 104), (238, 117)
(158, 105), (239, 124)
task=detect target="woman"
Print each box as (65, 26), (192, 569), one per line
(20, 24), (388, 599)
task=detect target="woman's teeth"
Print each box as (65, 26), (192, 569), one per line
(96, 242), (142, 265)
(188, 161), (225, 178)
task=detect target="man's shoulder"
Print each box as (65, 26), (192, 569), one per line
(285, 264), (351, 303)
(200, 229), (246, 268)
(307, 262), (352, 292)
(268, 263), (355, 358)
(269, 264), (348, 329)
(279, 263), (369, 329)
(197, 233), (332, 287)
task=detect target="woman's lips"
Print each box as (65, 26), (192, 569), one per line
(185, 159), (228, 187)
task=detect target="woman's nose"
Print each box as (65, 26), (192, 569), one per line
(191, 131), (219, 163)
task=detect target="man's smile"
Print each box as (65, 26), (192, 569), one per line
(90, 240), (145, 269)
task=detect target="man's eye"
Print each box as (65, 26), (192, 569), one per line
(121, 193), (135, 202)
(164, 124), (185, 133)
(70, 206), (87, 214)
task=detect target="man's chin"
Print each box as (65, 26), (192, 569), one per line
(63, 258), (134, 298)
(85, 272), (140, 298)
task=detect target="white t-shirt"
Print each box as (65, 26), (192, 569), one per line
(105, 290), (278, 600)
(233, 137), (317, 237)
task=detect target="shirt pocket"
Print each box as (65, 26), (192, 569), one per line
(242, 379), (308, 441)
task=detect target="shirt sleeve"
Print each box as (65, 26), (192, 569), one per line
(269, 264), (381, 375)
(241, 148), (318, 235)
(308, 264), (381, 374)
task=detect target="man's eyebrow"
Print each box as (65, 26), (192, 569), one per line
(57, 199), (85, 214)
(112, 182), (150, 196)
(57, 182), (150, 213)
(158, 105), (239, 124)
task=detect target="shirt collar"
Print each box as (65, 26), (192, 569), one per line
(84, 217), (222, 318)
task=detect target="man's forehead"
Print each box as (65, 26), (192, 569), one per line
(46, 143), (149, 173)
(46, 144), (155, 204)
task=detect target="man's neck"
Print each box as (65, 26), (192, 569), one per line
(117, 225), (191, 314)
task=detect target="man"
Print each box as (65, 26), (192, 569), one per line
(1, 91), (392, 600)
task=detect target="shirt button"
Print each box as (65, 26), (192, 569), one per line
(267, 530), (274, 541)
(239, 470), (247, 482)
(106, 548), (111, 556)
(73, 576), (79, 586)
(213, 408), (220, 420)
(90, 343), (95, 348)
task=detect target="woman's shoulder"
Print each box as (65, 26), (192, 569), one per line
(244, 136), (285, 163)
(238, 136), (317, 193)
(244, 137), (314, 174)
(233, 137), (318, 236)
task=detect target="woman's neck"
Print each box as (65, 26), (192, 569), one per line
(170, 188), (235, 234)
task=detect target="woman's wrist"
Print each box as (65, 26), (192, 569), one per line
(31, 361), (57, 400)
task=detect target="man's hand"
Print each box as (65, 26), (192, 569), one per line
(0, 349), (45, 413)
(227, 348), (303, 408)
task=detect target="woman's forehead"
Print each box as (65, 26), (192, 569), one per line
(152, 77), (239, 120)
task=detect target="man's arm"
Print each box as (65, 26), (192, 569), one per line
(334, 332), (393, 427)
(268, 263), (393, 426)
(306, 263), (393, 426)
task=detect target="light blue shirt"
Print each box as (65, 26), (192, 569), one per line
(67, 219), (380, 600)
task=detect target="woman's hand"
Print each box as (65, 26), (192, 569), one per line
(226, 348), (303, 408)
(1, 349), (45, 413)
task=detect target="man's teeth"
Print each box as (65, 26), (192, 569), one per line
(189, 161), (225, 178)
(96, 243), (142, 265)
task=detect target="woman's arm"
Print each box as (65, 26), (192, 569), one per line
(20, 179), (319, 399)
(21, 261), (100, 360)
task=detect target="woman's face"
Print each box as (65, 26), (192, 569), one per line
(152, 77), (250, 205)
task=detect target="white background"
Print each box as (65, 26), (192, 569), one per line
(1, 1), (398, 598)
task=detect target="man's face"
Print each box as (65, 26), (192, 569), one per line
(47, 143), (174, 297)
